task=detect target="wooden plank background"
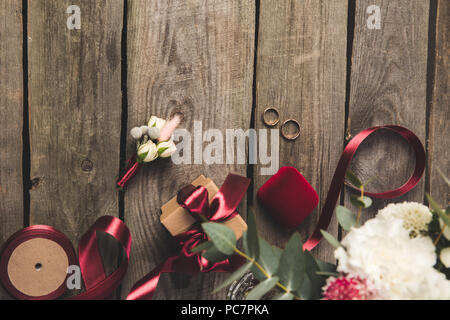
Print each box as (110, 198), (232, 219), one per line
(0, 0), (447, 300)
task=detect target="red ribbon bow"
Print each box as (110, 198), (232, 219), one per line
(126, 174), (250, 300)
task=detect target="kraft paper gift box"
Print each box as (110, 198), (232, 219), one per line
(160, 175), (247, 239)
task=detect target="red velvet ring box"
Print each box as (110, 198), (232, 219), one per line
(257, 166), (319, 228)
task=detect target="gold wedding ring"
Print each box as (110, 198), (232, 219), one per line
(262, 107), (280, 127)
(280, 119), (300, 140)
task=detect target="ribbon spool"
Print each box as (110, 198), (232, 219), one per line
(0, 226), (77, 300)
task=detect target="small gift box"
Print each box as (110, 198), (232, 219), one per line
(160, 175), (247, 239)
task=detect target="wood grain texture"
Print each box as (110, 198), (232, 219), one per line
(345, 0), (429, 222)
(123, 0), (255, 299)
(27, 0), (123, 276)
(254, 0), (348, 262)
(428, 0), (449, 206)
(0, 0), (23, 300)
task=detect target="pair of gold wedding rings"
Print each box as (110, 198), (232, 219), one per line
(262, 107), (300, 140)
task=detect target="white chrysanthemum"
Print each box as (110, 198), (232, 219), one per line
(377, 202), (432, 237)
(335, 217), (450, 299)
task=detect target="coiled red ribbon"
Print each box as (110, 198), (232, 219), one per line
(0, 216), (131, 300)
(126, 174), (250, 300)
(303, 125), (426, 251)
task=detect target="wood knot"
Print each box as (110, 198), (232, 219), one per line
(30, 177), (42, 189)
(81, 159), (94, 172)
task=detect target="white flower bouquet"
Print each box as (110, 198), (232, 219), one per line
(322, 171), (450, 300)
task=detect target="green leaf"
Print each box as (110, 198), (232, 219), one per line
(320, 230), (341, 249)
(136, 151), (148, 163)
(251, 238), (281, 281)
(202, 246), (228, 263)
(277, 233), (305, 292)
(191, 241), (213, 253)
(316, 271), (339, 277)
(202, 222), (236, 255)
(157, 147), (168, 156)
(273, 292), (294, 300)
(245, 277), (279, 300)
(298, 276), (311, 300)
(336, 206), (356, 231)
(213, 262), (252, 293)
(244, 209), (259, 260)
(362, 175), (377, 187)
(316, 258), (337, 274)
(346, 170), (362, 188)
(427, 193), (450, 227)
(437, 167), (450, 188)
(350, 195), (372, 208)
(303, 250), (323, 300)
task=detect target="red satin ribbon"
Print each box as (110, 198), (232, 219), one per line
(126, 174), (250, 300)
(0, 216), (131, 300)
(303, 125), (426, 251)
(117, 154), (141, 190)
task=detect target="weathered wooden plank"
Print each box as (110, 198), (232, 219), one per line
(123, 0), (254, 299)
(254, 0), (348, 262)
(428, 0), (449, 206)
(345, 0), (429, 222)
(27, 0), (123, 281)
(0, 0), (24, 300)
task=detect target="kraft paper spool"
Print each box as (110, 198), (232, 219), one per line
(0, 226), (77, 300)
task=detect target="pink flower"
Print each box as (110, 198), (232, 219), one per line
(322, 275), (378, 300)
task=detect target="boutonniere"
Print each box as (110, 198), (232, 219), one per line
(117, 113), (182, 189)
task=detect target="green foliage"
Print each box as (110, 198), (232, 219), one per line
(346, 170), (363, 188)
(136, 151), (148, 163)
(249, 237), (281, 281)
(202, 222), (236, 255)
(213, 262), (253, 293)
(426, 193), (450, 228)
(350, 195), (372, 209)
(336, 206), (356, 230)
(191, 241), (213, 253)
(246, 277), (279, 300)
(273, 292), (294, 300)
(277, 233), (305, 292)
(244, 209), (259, 260)
(320, 230), (342, 249)
(204, 210), (341, 300)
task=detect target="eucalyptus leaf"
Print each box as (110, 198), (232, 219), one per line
(316, 271), (339, 277)
(346, 170), (362, 188)
(277, 233), (305, 292)
(298, 276), (311, 300)
(245, 277), (279, 300)
(336, 206), (356, 231)
(316, 258), (337, 274)
(426, 193), (450, 227)
(202, 246), (228, 263)
(303, 250), (323, 300)
(317, 260), (337, 273)
(350, 195), (372, 208)
(363, 175), (377, 187)
(273, 292), (294, 300)
(213, 262), (252, 293)
(202, 222), (236, 255)
(244, 209), (259, 260)
(191, 241), (213, 253)
(251, 238), (281, 281)
(320, 230), (341, 249)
